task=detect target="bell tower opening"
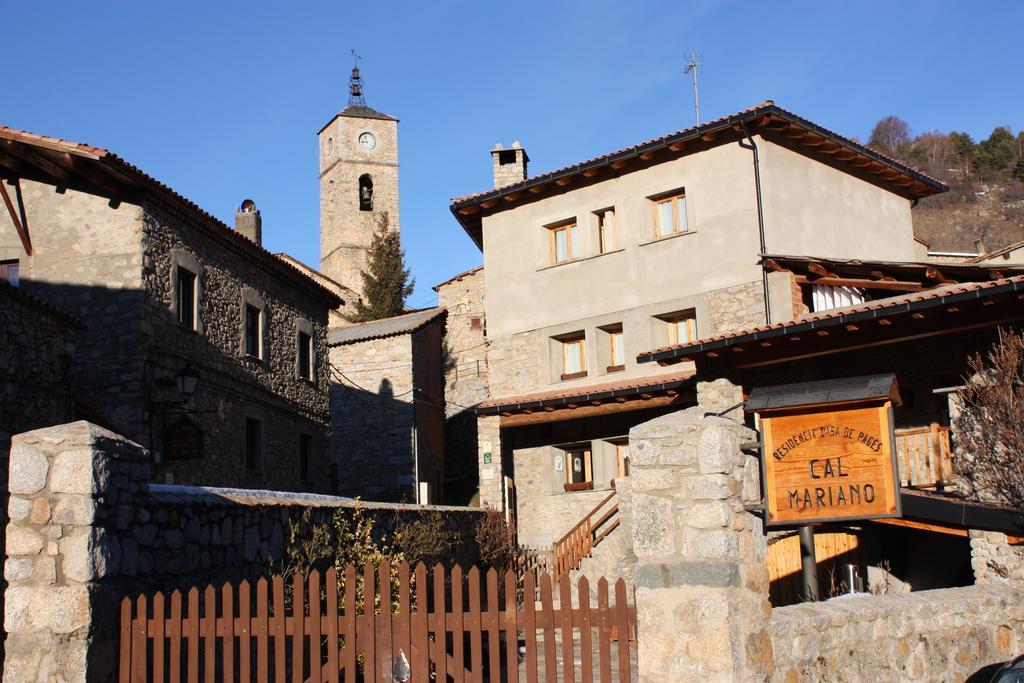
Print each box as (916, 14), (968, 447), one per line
(359, 174), (373, 211)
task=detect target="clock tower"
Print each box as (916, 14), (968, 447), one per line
(319, 64), (400, 303)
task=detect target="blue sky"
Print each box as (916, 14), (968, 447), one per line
(3, 1), (1021, 308)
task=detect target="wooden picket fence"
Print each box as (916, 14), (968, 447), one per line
(119, 560), (637, 682)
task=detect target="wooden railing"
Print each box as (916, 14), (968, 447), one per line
(552, 485), (620, 578)
(119, 560), (637, 682)
(895, 423), (955, 490)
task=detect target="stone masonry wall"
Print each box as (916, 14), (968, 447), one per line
(627, 405), (772, 682)
(971, 529), (1024, 584)
(770, 584), (1024, 682)
(708, 280), (766, 336)
(4, 421), (482, 682)
(330, 334), (416, 501)
(436, 268), (488, 503)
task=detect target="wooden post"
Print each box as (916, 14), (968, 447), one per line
(799, 525), (819, 602)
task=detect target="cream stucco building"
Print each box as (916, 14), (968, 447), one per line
(449, 101), (947, 546)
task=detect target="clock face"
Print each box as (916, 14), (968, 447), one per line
(358, 132), (376, 150)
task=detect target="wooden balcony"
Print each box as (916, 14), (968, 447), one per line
(895, 423), (955, 490)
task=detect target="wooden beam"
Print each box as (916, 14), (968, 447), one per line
(62, 153), (128, 199)
(796, 275), (924, 292)
(870, 270), (896, 282)
(457, 205), (480, 215)
(480, 199), (498, 209)
(763, 258), (790, 273)
(700, 131), (717, 142)
(807, 262), (833, 279)
(925, 266), (957, 285)
(668, 142), (685, 152)
(502, 191), (522, 202)
(554, 177), (573, 187)
(610, 159), (629, 170)
(582, 168), (600, 178)
(528, 186), (544, 194)
(639, 151), (656, 161)
(0, 180), (31, 255)
(873, 517), (968, 537)
(498, 393), (686, 427)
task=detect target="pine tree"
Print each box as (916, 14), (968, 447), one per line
(347, 212), (415, 322)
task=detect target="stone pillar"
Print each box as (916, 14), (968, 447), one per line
(697, 378), (745, 421)
(628, 396), (772, 681)
(477, 415), (505, 511)
(970, 530), (1024, 584)
(4, 421), (148, 682)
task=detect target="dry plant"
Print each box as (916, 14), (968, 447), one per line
(954, 328), (1024, 512)
(870, 559), (894, 596)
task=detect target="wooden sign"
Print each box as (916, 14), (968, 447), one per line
(757, 401), (900, 526)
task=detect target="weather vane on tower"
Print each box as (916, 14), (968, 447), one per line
(348, 49), (366, 107)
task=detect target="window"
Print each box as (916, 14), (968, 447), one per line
(563, 448), (593, 492)
(244, 304), (261, 358)
(548, 221), (579, 264)
(561, 334), (587, 380)
(359, 174), (373, 211)
(298, 330), (313, 380)
(596, 208), (617, 254)
(0, 259), (19, 286)
(299, 433), (312, 483)
(665, 313), (696, 345)
(244, 417), (262, 472)
(652, 190), (688, 238)
(608, 327), (625, 372)
(176, 266), (197, 329)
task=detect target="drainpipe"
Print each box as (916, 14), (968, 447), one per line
(739, 125), (771, 324)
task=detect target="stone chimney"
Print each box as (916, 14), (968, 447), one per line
(235, 199), (262, 246)
(491, 140), (529, 188)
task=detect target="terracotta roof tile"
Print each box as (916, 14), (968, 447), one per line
(0, 125), (342, 308)
(478, 369), (695, 413)
(638, 275), (1024, 363)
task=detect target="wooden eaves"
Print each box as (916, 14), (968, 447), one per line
(450, 102), (947, 249)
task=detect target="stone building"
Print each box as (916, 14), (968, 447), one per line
(448, 101), (948, 546)
(0, 125), (341, 493)
(319, 65), (400, 302)
(434, 266), (488, 504)
(329, 308), (447, 503)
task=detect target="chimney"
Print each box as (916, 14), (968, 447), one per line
(491, 140), (529, 189)
(235, 199), (262, 246)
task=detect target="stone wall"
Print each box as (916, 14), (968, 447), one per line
(627, 405), (772, 682)
(476, 415), (504, 510)
(485, 329), (540, 398)
(435, 267), (488, 503)
(5, 180), (334, 494)
(4, 421), (482, 682)
(708, 280), (766, 336)
(770, 584), (1024, 681)
(330, 334), (416, 501)
(971, 530), (1024, 584)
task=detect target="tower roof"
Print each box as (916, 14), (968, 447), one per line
(318, 64), (397, 133)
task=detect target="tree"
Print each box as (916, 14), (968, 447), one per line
(868, 116), (911, 153)
(974, 126), (1017, 181)
(347, 212), (415, 323)
(954, 328), (1024, 511)
(948, 131), (976, 180)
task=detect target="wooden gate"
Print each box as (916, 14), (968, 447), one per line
(119, 560), (636, 682)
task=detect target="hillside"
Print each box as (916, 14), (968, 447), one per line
(864, 116), (1024, 255)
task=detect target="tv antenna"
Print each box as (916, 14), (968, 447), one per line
(683, 51), (702, 126)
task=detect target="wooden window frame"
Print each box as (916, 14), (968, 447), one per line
(666, 314), (696, 346)
(612, 440), (630, 479)
(652, 190), (688, 239)
(548, 220), (578, 265)
(560, 335), (587, 380)
(607, 327), (625, 373)
(596, 208), (616, 254)
(297, 330), (313, 381)
(244, 304), (262, 359)
(0, 259), (20, 285)
(176, 266), (198, 330)
(563, 448), (594, 492)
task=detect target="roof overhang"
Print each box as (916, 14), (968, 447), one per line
(450, 102), (947, 249)
(637, 277), (1024, 370)
(0, 126), (342, 309)
(477, 370), (696, 426)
